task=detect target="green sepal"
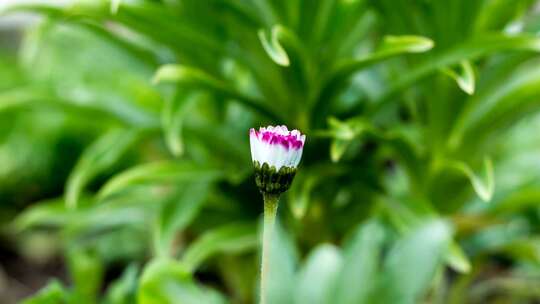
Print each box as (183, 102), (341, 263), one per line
(254, 161), (297, 195)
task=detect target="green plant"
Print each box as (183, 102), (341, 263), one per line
(1, 0), (540, 303)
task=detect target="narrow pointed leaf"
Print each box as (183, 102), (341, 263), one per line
(155, 182), (213, 257)
(21, 280), (69, 304)
(294, 244), (343, 304)
(442, 60), (476, 95)
(448, 158), (495, 202)
(376, 220), (452, 304)
(258, 26), (290, 66)
(98, 161), (223, 199)
(374, 33), (540, 114)
(66, 129), (140, 209)
(447, 241), (472, 274)
(103, 264), (139, 304)
(266, 221), (298, 304)
(331, 220), (386, 304)
(162, 92), (203, 157)
(111, 0), (122, 14)
(330, 35), (434, 81)
(182, 222), (258, 272)
(138, 259), (226, 304)
(153, 64), (279, 120)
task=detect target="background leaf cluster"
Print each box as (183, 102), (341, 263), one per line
(1, 0), (540, 303)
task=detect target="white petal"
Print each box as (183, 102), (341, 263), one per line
(270, 144), (285, 169)
(293, 147), (303, 167)
(249, 131), (258, 162)
(255, 138), (265, 163)
(259, 140), (272, 165)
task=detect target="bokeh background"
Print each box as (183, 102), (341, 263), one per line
(1, 0), (540, 303)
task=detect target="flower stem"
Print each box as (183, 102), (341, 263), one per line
(260, 192), (279, 304)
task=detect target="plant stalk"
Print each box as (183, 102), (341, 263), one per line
(260, 192), (279, 304)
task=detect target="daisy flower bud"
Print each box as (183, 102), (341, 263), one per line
(250, 125), (306, 195)
(250, 125), (306, 304)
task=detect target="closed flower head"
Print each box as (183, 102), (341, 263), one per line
(250, 125), (305, 195)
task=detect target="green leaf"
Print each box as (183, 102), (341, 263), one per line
(97, 161), (223, 199)
(13, 199), (72, 231)
(379, 35), (435, 53)
(13, 193), (152, 244)
(0, 3), (67, 16)
(67, 249), (104, 304)
(294, 244), (343, 304)
(2, 3), (159, 65)
(21, 280), (69, 304)
(183, 123), (251, 183)
(182, 222), (258, 272)
(474, 0), (533, 32)
(489, 188), (540, 215)
(266, 220), (298, 304)
(379, 196), (470, 273)
(288, 164), (346, 219)
(330, 139), (350, 163)
(309, 0), (336, 47)
(445, 157), (495, 202)
(154, 182), (213, 257)
(373, 33), (540, 114)
(153, 65), (227, 90)
(153, 64), (279, 120)
(447, 241), (472, 274)
(466, 220), (529, 256)
(442, 60), (475, 95)
(209, 0), (260, 26)
(111, 0), (122, 14)
(0, 87), (145, 126)
(138, 259), (227, 304)
(103, 264), (139, 304)
(500, 238), (540, 264)
(376, 220), (452, 304)
(313, 35), (433, 121)
(316, 0), (370, 60)
(451, 57), (540, 149)
(321, 116), (373, 162)
(258, 26), (290, 66)
(65, 129), (140, 209)
(330, 35), (434, 82)
(331, 220), (386, 304)
(288, 173), (318, 219)
(162, 92), (202, 157)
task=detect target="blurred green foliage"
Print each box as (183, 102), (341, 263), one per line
(1, 0), (540, 303)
